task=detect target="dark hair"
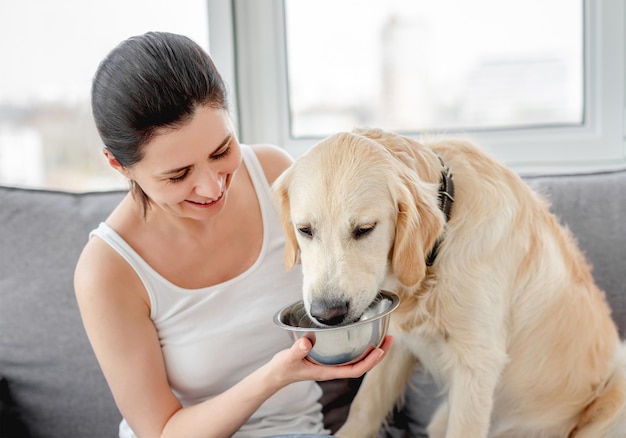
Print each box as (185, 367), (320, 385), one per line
(91, 31), (229, 213)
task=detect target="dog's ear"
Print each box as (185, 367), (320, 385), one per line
(272, 170), (300, 270)
(392, 173), (445, 287)
(357, 127), (445, 286)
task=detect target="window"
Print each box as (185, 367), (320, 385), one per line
(284, 0), (583, 137)
(0, 0), (209, 191)
(222, 0), (625, 175)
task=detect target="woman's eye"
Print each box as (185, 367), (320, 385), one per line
(353, 224), (375, 239)
(297, 225), (313, 238)
(212, 144), (231, 160)
(169, 169), (190, 183)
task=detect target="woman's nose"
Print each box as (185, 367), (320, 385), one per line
(193, 168), (223, 198)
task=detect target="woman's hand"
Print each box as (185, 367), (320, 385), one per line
(268, 335), (394, 386)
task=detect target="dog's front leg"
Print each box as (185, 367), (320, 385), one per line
(437, 357), (504, 438)
(336, 343), (417, 438)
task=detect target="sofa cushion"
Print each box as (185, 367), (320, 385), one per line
(0, 376), (30, 437)
(0, 186), (125, 438)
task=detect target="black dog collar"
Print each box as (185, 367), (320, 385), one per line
(425, 156), (455, 266)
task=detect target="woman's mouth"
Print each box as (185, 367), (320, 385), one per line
(187, 190), (224, 207)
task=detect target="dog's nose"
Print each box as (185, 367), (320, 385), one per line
(310, 299), (349, 326)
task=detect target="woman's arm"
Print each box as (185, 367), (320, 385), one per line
(75, 232), (392, 438)
(161, 336), (392, 438)
(75, 236), (181, 437)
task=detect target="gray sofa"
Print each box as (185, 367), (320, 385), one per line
(1, 168), (625, 437)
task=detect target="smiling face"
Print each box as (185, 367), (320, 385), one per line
(116, 106), (242, 221)
(281, 134), (399, 325)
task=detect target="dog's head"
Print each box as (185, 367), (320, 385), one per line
(273, 128), (445, 325)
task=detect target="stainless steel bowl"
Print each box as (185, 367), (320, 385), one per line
(273, 290), (400, 366)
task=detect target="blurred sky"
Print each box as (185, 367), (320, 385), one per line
(0, 0), (209, 104)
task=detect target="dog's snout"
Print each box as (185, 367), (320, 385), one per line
(310, 299), (349, 326)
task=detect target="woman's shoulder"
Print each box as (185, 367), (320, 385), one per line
(74, 228), (150, 315)
(74, 197), (148, 306)
(74, 226), (134, 292)
(248, 144), (294, 185)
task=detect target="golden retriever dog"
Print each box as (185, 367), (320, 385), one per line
(273, 127), (626, 437)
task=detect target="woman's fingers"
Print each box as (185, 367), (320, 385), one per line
(275, 335), (395, 385)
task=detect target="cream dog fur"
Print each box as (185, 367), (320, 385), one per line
(273, 128), (626, 438)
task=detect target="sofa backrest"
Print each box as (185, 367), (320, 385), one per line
(0, 169), (625, 437)
(0, 186), (125, 438)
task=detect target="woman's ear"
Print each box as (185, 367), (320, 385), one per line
(103, 148), (129, 177)
(272, 171), (300, 270)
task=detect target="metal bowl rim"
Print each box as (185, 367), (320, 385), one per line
(273, 290), (400, 333)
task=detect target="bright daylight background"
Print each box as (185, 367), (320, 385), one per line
(0, 0), (209, 190)
(285, 0), (582, 137)
(0, 0), (582, 191)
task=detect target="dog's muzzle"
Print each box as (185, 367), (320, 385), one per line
(310, 299), (350, 326)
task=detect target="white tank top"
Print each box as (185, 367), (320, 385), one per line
(91, 145), (325, 438)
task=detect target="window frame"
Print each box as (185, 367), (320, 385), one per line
(209, 0), (625, 176)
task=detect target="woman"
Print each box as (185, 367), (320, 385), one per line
(74, 32), (392, 438)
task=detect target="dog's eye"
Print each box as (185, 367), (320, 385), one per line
(297, 225), (313, 238)
(353, 224), (375, 239)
